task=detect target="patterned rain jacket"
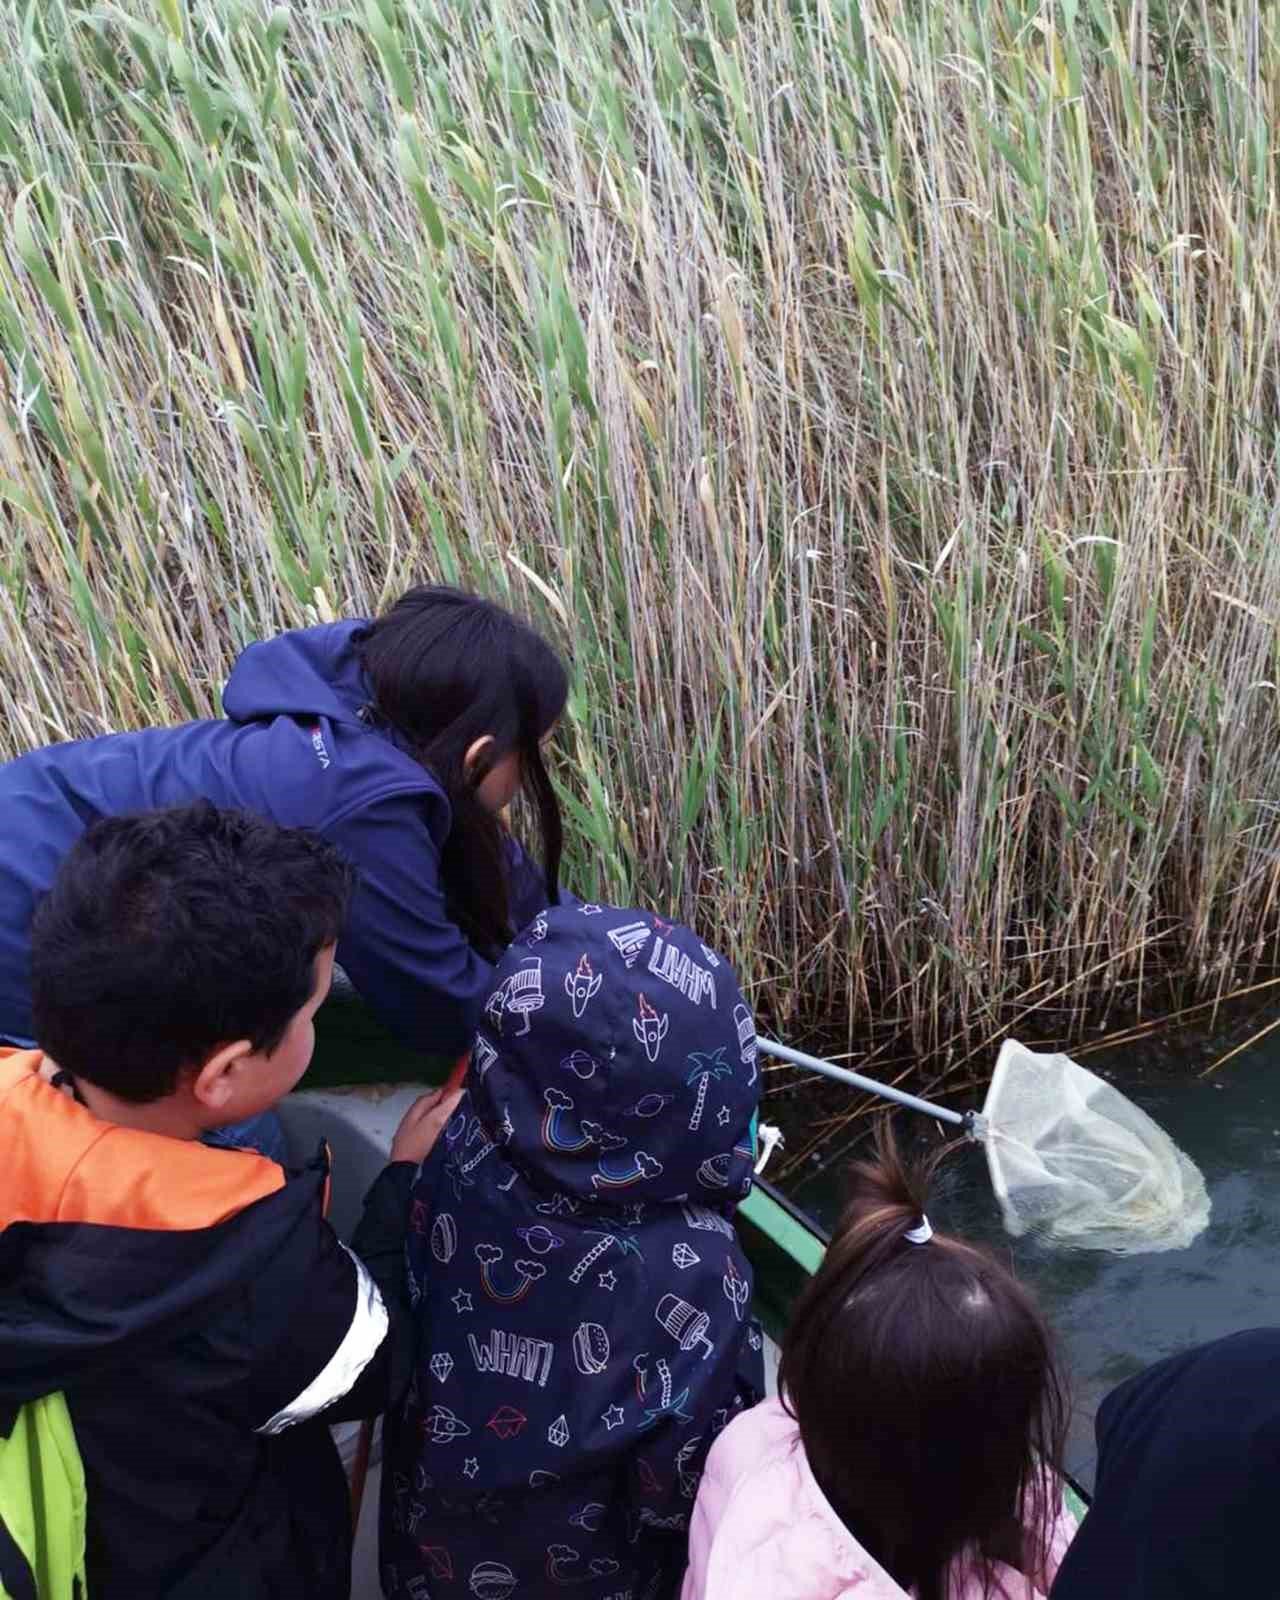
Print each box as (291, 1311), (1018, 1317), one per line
(382, 905), (765, 1600)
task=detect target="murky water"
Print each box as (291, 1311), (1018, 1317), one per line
(312, 984), (1280, 1488)
(787, 1018), (1280, 1486)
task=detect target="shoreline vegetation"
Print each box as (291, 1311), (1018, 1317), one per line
(4, 0), (1280, 1080)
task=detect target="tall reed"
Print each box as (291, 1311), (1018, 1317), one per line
(3, 0), (1280, 1068)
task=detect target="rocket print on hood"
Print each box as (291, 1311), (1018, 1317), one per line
(566, 954), (604, 1018)
(386, 905), (765, 1600)
(633, 992), (669, 1063)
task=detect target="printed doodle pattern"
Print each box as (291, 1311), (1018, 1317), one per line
(386, 903), (765, 1600)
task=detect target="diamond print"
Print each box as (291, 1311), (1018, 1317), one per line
(486, 1405), (527, 1441)
(428, 1352), (454, 1383)
(548, 1414), (570, 1448)
(671, 1243), (700, 1270)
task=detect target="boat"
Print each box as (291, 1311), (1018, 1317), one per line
(284, 990), (1087, 1597)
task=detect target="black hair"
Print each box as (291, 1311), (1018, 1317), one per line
(356, 585), (567, 958)
(30, 803), (355, 1103)
(779, 1123), (1070, 1600)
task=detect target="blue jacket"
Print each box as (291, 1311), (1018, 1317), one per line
(0, 622), (545, 1054)
(383, 904), (765, 1600)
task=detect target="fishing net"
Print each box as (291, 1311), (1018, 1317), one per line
(981, 1040), (1211, 1254)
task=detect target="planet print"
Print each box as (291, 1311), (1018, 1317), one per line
(515, 1224), (563, 1254)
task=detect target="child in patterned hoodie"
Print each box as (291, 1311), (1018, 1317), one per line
(381, 904), (764, 1600)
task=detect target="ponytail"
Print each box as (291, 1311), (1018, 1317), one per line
(779, 1122), (1069, 1600)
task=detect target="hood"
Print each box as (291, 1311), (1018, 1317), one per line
(689, 1400), (916, 1600)
(222, 620), (372, 728)
(469, 905), (758, 1208)
(399, 906), (765, 1549)
(0, 1050), (315, 1409)
(687, 1400), (1068, 1600)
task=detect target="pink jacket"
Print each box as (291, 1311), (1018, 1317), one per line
(681, 1399), (1076, 1600)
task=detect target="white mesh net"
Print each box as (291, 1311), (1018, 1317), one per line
(981, 1040), (1211, 1254)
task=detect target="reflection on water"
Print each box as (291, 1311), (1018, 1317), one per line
(788, 1026), (1280, 1487)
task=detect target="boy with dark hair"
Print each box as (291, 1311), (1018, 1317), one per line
(0, 803), (457, 1600)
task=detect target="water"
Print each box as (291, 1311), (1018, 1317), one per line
(786, 1018), (1280, 1487)
(312, 984), (1280, 1488)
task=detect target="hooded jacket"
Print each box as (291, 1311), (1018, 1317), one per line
(682, 1400), (1077, 1600)
(382, 905), (765, 1600)
(0, 1049), (411, 1599)
(1050, 1328), (1280, 1599)
(0, 621), (547, 1054)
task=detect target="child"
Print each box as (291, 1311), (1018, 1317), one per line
(683, 1128), (1076, 1600)
(382, 906), (764, 1600)
(0, 585), (570, 1157)
(0, 804), (459, 1600)
(1050, 1328), (1279, 1598)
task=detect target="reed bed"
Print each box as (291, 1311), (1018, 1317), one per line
(3, 0), (1280, 1072)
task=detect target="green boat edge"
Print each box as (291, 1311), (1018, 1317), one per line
(308, 991), (1091, 1524)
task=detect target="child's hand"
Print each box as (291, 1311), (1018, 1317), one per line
(390, 1085), (464, 1167)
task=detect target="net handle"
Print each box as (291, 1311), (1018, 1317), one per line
(758, 1039), (984, 1137)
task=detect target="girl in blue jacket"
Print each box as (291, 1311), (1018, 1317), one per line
(0, 587), (568, 1144)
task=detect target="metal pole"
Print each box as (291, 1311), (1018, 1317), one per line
(757, 1038), (969, 1129)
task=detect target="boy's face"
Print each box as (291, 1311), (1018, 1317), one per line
(202, 945), (335, 1126)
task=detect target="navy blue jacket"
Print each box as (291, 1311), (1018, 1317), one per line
(0, 622), (546, 1054)
(1050, 1329), (1280, 1599)
(382, 904), (765, 1600)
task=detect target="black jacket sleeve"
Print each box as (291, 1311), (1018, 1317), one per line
(323, 1162), (417, 1423)
(241, 1163), (416, 1433)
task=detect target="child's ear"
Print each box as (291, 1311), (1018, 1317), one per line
(463, 733), (496, 781)
(191, 1040), (256, 1112)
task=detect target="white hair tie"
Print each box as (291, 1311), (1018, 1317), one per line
(904, 1215), (933, 1245)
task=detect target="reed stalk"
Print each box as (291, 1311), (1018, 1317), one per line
(3, 0), (1279, 1063)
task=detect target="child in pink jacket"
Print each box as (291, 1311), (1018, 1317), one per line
(683, 1128), (1077, 1600)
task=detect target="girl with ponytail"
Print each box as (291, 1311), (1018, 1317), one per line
(683, 1126), (1076, 1600)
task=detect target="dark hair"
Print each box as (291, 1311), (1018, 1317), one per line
(30, 803), (354, 1103)
(357, 585), (567, 958)
(778, 1124), (1070, 1600)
